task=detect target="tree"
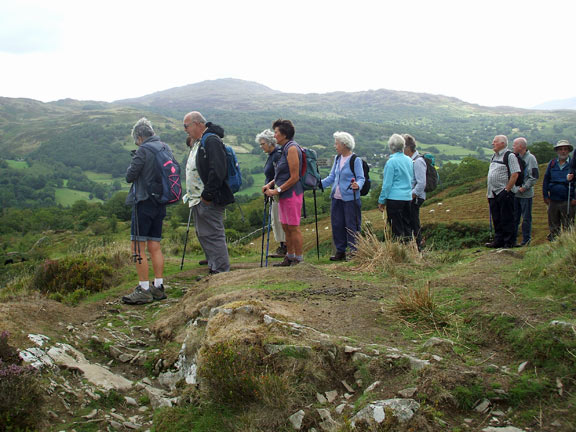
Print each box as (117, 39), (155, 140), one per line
(529, 141), (555, 164)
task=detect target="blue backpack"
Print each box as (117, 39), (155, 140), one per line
(141, 142), (182, 205)
(201, 133), (242, 193)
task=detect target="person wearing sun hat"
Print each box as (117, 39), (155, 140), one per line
(543, 140), (576, 240)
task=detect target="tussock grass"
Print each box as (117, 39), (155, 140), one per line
(351, 227), (420, 273)
(386, 282), (449, 329)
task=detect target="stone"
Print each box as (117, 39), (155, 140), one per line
(143, 384), (175, 409)
(28, 333), (51, 347)
(352, 352), (371, 362)
(316, 393), (327, 404)
(325, 390), (338, 403)
(549, 320), (574, 328)
(423, 337), (454, 348)
(109, 420), (123, 430)
(351, 399), (420, 427)
(341, 380), (354, 393)
(209, 307), (233, 318)
(317, 409), (338, 432)
(403, 354), (430, 371)
(47, 343), (132, 391)
(481, 427), (527, 432)
(110, 412), (126, 422)
(335, 404), (347, 414)
(344, 393), (353, 400)
(288, 410), (305, 430)
(474, 399), (491, 413)
(19, 347), (55, 369)
(125, 396), (138, 407)
(364, 381), (381, 393)
(397, 387), (417, 398)
(124, 422), (141, 430)
(517, 361), (528, 373)
(158, 371), (181, 391)
(344, 345), (360, 353)
(82, 409), (98, 419)
(118, 354), (133, 363)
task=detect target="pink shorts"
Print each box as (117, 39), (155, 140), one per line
(278, 190), (303, 226)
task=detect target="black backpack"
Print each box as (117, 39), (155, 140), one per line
(503, 151), (526, 187)
(417, 154), (439, 192)
(337, 154), (371, 196)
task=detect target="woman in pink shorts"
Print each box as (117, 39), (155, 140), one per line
(263, 119), (304, 266)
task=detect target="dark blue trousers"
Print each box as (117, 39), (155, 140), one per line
(513, 197), (533, 245)
(331, 198), (361, 253)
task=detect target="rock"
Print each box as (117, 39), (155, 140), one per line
(491, 410), (505, 417)
(118, 354), (133, 363)
(28, 334), (51, 347)
(158, 371), (181, 391)
(344, 393), (353, 400)
(364, 381), (381, 394)
(288, 410), (305, 430)
(125, 396), (138, 407)
(397, 387), (417, 398)
(549, 320), (574, 328)
(352, 352), (371, 362)
(474, 399), (491, 413)
(482, 427), (527, 432)
(47, 343), (132, 391)
(341, 380), (354, 393)
(19, 347), (55, 369)
(110, 412), (126, 422)
(109, 420), (123, 430)
(82, 409), (98, 419)
(325, 390), (338, 403)
(123, 422), (141, 430)
(264, 344), (312, 356)
(142, 384), (175, 409)
(335, 404), (347, 414)
(423, 337), (454, 348)
(403, 354), (430, 371)
(344, 346), (361, 353)
(517, 361), (529, 373)
(351, 399), (420, 427)
(316, 393), (327, 404)
(317, 409), (338, 432)
(209, 307), (233, 318)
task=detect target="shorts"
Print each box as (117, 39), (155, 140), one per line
(131, 199), (166, 241)
(278, 190), (303, 226)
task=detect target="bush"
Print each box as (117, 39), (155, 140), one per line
(0, 332), (44, 432)
(422, 222), (490, 250)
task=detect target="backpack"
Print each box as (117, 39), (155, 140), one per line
(141, 142), (182, 205)
(291, 142), (323, 191)
(503, 151), (526, 187)
(337, 154), (371, 196)
(201, 133), (242, 193)
(417, 154), (439, 192)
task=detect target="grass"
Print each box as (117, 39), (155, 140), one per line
(153, 404), (234, 432)
(55, 188), (103, 206)
(5, 159), (29, 169)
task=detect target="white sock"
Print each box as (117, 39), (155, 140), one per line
(154, 278), (163, 287)
(139, 281), (150, 290)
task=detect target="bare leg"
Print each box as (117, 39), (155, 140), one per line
(133, 240), (149, 281)
(147, 240), (164, 278)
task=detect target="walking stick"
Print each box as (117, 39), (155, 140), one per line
(132, 199), (142, 264)
(567, 182), (572, 216)
(260, 196), (269, 267)
(488, 204), (493, 240)
(265, 198), (272, 267)
(313, 189), (320, 260)
(180, 205), (193, 270)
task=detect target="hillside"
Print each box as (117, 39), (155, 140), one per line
(1, 178), (574, 431)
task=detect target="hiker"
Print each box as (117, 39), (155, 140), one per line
(485, 135), (520, 248)
(542, 140), (576, 240)
(321, 131), (364, 261)
(256, 129), (287, 258)
(511, 137), (539, 246)
(183, 111), (234, 274)
(122, 118), (168, 305)
(263, 119), (303, 266)
(378, 134), (414, 240)
(403, 134), (426, 250)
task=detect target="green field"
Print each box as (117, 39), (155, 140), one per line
(419, 143), (478, 156)
(5, 160), (29, 169)
(55, 188), (103, 207)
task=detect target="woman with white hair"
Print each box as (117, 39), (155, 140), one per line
(378, 134), (414, 240)
(321, 131), (365, 261)
(256, 129), (286, 257)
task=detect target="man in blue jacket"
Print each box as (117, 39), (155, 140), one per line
(543, 140), (576, 240)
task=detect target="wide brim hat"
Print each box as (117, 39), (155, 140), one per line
(554, 140), (573, 151)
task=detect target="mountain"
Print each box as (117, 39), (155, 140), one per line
(533, 97), (576, 110)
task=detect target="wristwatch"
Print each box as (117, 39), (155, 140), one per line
(276, 186), (282, 193)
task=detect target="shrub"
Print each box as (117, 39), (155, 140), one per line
(422, 222), (490, 250)
(0, 332), (44, 432)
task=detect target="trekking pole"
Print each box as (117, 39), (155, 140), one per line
(132, 200), (142, 264)
(488, 204), (493, 240)
(313, 189), (320, 260)
(236, 201), (245, 223)
(351, 178), (360, 233)
(567, 182), (572, 216)
(180, 205), (193, 270)
(265, 198), (272, 267)
(260, 196), (268, 267)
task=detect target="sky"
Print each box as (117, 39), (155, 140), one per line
(1, 0), (575, 108)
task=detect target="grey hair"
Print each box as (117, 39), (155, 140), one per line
(255, 129), (276, 146)
(513, 137), (527, 149)
(131, 117), (155, 143)
(184, 111), (207, 124)
(494, 135), (508, 146)
(388, 134), (405, 153)
(333, 131), (356, 151)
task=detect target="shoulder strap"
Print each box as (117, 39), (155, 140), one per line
(200, 132), (218, 147)
(349, 154), (357, 178)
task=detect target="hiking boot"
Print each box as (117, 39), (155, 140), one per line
(484, 242), (504, 248)
(520, 240), (531, 247)
(199, 260), (208, 266)
(268, 244), (287, 258)
(196, 270), (219, 281)
(150, 283), (167, 301)
(329, 251), (346, 261)
(290, 259), (301, 266)
(122, 285), (153, 305)
(273, 256), (293, 267)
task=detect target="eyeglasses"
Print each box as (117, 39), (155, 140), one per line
(183, 123), (193, 130)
